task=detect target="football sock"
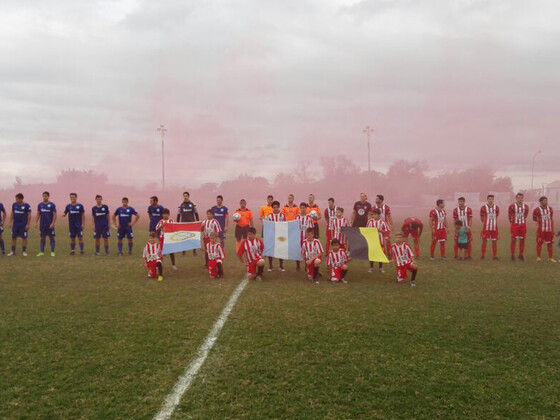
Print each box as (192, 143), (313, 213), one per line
(235, 241), (240, 253)
(414, 243), (420, 257)
(170, 253), (176, 265)
(0, 240), (4, 252)
(510, 239), (516, 257)
(217, 262), (223, 276)
(22, 246), (27, 253)
(40, 239), (46, 252)
(313, 267), (319, 280)
(467, 242), (472, 258)
(50, 239), (55, 252)
(492, 242), (498, 258)
(128, 242), (133, 253)
(519, 240), (524, 256)
(79, 242), (84, 252)
(379, 263), (383, 269)
(440, 242), (446, 257)
(205, 253), (209, 267)
(157, 261), (163, 276)
(430, 240), (436, 257)
(257, 265), (264, 276)
(341, 269), (347, 279)
(12, 245), (16, 253)
(279, 259), (284, 269)
(296, 261), (300, 270)
(454, 243), (458, 258)
(411, 269), (417, 281)
(370, 261), (374, 268)
(104, 245), (109, 254)
(118, 243), (123, 253)
(268, 257), (273, 269)
(547, 243), (553, 258)
(536, 242), (542, 258)
(70, 243), (76, 251)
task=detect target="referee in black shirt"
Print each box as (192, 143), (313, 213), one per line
(177, 191), (200, 256)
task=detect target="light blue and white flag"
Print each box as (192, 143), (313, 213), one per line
(263, 220), (302, 261)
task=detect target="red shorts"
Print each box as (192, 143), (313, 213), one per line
(432, 229), (447, 242)
(203, 238), (210, 248)
(403, 229), (420, 240)
(147, 260), (161, 277)
(247, 258), (264, 275)
(510, 224), (526, 239)
(396, 262), (414, 281)
(306, 257), (321, 276)
(537, 231), (554, 244)
(482, 230), (499, 240)
(208, 258), (223, 277)
(329, 265), (345, 280)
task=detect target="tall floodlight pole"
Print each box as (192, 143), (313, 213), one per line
(363, 126), (373, 173)
(157, 125), (167, 191)
(531, 150), (541, 191)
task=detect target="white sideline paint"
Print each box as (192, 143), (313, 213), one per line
(153, 278), (249, 420)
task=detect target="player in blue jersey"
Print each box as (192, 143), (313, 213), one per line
(92, 194), (112, 255)
(34, 191), (57, 257)
(113, 197), (140, 255)
(63, 193), (86, 255)
(0, 201), (6, 254)
(147, 196), (164, 232)
(211, 195), (229, 246)
(7, 193), (32, 256)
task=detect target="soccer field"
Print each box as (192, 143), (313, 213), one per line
(2, 225), (560, 419)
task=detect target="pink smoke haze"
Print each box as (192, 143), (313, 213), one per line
(1, 0), (559, 212)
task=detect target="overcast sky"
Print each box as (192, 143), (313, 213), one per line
(1, 0), (559, 190)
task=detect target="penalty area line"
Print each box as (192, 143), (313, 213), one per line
(153, 278), (249, 420)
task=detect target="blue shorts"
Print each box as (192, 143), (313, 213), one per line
(117, 226), (134, 239)
(40, 226), (56, 237)
(93, 226), (111, 239)
(12, 224), (28, 239)
(69, 226), (83, 238)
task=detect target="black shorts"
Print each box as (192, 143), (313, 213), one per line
(457, 242), (468, 250)
(235, 225), (249, 241)
(313, 224), (320, 239)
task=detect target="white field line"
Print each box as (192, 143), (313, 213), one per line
(153, 278), (249, 420)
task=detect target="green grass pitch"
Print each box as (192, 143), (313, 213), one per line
(1, 223), (559, 419)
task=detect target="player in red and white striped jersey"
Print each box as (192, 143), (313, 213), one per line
(429, 199), (448, 260)
(201, 209), (222, 268)
(508, 193), (529, 261)
(480, 195), (500, 260)
(374, 195), (394, 257)
(265, 201), (286, 271)
(453, 197), (473, 260)
(326, 239), (350, 283)
(324, 197), (337, 253)
(302, 228), (324, 283)
(367, 208), (389, 273)
(206, 232), (225, 278)
(329, 207), (350, 248)
(533, 196), (556, 262)
(143, 232), (163, 281)
(155, 208), (177, 270)
(236, 227), (265, 280)
(391, 232), (417, 287)
(296, 203), (314, 272)
(401, 217), (424, 257)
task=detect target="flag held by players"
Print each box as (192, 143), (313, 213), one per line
(263, 220), (302, 261)
(162, 222), (202, 255)
(341, 227), (389, 263)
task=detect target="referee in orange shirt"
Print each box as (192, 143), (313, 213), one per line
(282, 194), (300, 221)
(259, 195), (274, 236)
(233, 199), (253, 252)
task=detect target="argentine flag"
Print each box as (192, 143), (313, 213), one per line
(263, 220), (302, 261)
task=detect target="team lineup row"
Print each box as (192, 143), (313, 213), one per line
(1, 191), (558, 263)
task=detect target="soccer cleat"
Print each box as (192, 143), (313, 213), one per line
(70, 251), (75, 256)
(22, 252), (28, 257)
(7, 252), (14, 257)
(256, 275), (262, 281)
(50, 252), (55, 257)
(314, 279), (320, 284)
(411, 281), (417, 288)
(368, 268), (374, 273)
(280, 267), (285, 272)
(172, 265), (178, 270)
(158, 275), (164, 282)
(379, 268), (385, 274)
(549, 258), (557, 263)
(518, 256), (524, 261)
(36, 252), (45, 257)
(340, 278), (348, 284)
(441, 256), (447, 260)
(118, 252), (124, 256)
(493, 257), (500, 261)
(95, 252), (100, 256)
(430, 257), (435, 261)
(267, 268), (273, 272)
(80, 251), (84, 255)
(536, 257), (542, 262)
